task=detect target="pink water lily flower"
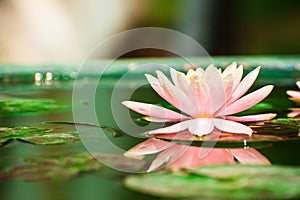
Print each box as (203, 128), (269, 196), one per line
(287, 81), (300, 117)
(123, 62), (276, 136)
(124, 137), (270, 172)
(287, 81), (300, 103)
(287, 108), (300, 118)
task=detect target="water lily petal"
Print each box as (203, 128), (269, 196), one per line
(287, 108), (300, 118)
(124, 138), (170, 158)
(222, 74), (234, 99)
(196, 67), (205, 77)
(287, 90), (300, 99)
(170, 67), (178, 86)
(287, 81), (300, 104)
(187, 69), (196, 78)
(213, 65), (243, 115)
(204, 65), (226, 114)
(198, 148), (236, 165)
(213, 118), (253, 135)
(222, 62), (237, 78)
(168, 147), (235, 171)
(229, 148), (271, 165)
(223, 85), (274, 115)
(147, 120), (190, 134)
(230, 66), (261, 103)
(188, 118), (214, 136)
(232, 65), (243, 92)
(154, 131), (195, 141)
(143, 117), (189, 122)
(226, 113), (277, 122)
(175, 70), (198, 105)
(168, 146), (199, 171)
(148, 144), (184, 172)
(190, 73), (212, 116)
(156, 70), (197, 116)
(122, 101), (189, 121)
(289, 98), (300, 104)
(145, 74), (178, 107)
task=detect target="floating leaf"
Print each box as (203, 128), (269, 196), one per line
(0, 126), (78, 146)
(0, 98), (68, 115)
(0, 152), (148, 182)
(19, 133), (79, 145)
(44, 121), (123, 137)
(124, 165), (300, 199)
(0, 121), (122, 147)
(0, 153), (103, 182)
(0, 138), (12, 147)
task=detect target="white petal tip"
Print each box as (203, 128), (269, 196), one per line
(257, 66), (262, 70)
(270, 113), (277, 119)
(144, 74), (151, 78)
(261, 85), (274, 93)
(146, 167), (155, 173)
(229, 62), (237, 68)
(123, 152), (144, 160)
(247, 131), (253, 136)
(145, 130), (157, 135)
(169, 67), (177, 72)
(122, 101), (130, 106)
(243, 128), (253, 136)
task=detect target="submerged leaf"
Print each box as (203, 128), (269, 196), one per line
(0, 98), (68, 115)
(0, 153), (103, 182)
(0, 138), (12, 147)
(0, 152), (147, 182)
(19, 133), (79, 145)
(0, 126), (79, 146)
(44, 121), (123, 137)
(124, 165), (300, 199)
(0, 122), (122, 146)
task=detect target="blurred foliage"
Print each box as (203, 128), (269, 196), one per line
(0, 98), (68, 116)
(0, 122), (121, 146)
(0, 126), (79, 146)
(0, 153), (103, 182)
(124, 165), (300, 199)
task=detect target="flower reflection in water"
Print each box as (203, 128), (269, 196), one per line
(124, 136), (270, 172)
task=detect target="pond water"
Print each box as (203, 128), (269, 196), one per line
(0, 57), (300, 200)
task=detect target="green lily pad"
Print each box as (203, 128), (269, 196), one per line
(0, 152), (148, 182)
(154, 118), (300, 148)
(44, 121), (123, 137)
(124, 165), (300, 199)
(0, 98), (68, 115)
(0, 122), (123, 147)
(0, 153), (103, 182)
(0, 126), (79, 146)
